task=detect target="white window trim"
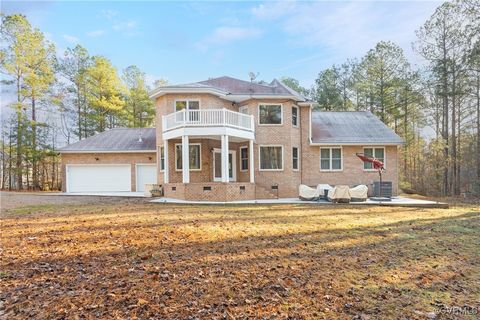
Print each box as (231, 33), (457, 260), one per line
(320, 147), (343, 172)
(292, 106), (299, 127)
(239, 105), (249, 114)
(239, 146), (248, 172)
(258, 103), (283, 126)
(174, 99), (201, 113)
(174, 143), (202, 171)
(363, 146), (386, 171)
(258, 145), (284, 171)
(292, 146), (300, 171)
(159, 146), (165, 172)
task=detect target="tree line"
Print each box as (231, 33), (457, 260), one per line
(1, 14), (164, 190)
(1, 0), (479, 196)
(283, 0), (479, 197)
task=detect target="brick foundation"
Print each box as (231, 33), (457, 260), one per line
(164, 182), (255, 201)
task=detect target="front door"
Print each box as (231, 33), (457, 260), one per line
(213, 149), (236, 182)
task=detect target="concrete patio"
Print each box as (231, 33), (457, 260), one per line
(150, 196), (448, 208)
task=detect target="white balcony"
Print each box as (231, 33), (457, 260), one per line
(162, 109), (255, 140)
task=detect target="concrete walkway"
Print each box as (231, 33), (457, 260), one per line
(151, 196), (448, 208)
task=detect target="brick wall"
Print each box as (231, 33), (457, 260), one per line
(158, 138), (250, 184)
(154, 93), (400, 200)
(234, 99), (302, 198)
(61, 152), (156, 192)
(164, 182), (255, 201)
(299, 107), (399, 195)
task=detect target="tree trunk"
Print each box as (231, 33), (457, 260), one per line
(451, 65), (457, 196)
(31, 95), (39, 190)
(476, 72), (480, 188)
(16, 73), (23, 190)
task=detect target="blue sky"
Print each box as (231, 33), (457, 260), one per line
(4, 0), (441, 88)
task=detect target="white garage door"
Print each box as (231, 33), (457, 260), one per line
(136, 164), (157, 192)
(67, 165), (131, 193)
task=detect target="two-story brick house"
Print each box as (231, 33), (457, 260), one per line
(59, 76), (403, 201)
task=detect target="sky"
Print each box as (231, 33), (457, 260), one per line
(2, 0), (443, 89)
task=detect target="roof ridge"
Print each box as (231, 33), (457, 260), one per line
(200, 76), (276, 88)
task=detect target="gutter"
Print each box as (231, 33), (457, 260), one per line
(58, 150), (157, 154)
(309, 142), (405, 146)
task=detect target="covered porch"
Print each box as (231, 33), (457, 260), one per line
(160, 109), (256, 201)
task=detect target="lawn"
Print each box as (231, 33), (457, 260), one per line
(1, 200), (479, 319)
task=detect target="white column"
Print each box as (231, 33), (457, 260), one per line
(249, 139), (255, 183)
(221, 134), (229, 183)
(163, 140), (169, 184)
(182, 135), (190, 183)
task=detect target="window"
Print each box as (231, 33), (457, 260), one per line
(259, 104), (282, 125)
(175, 100), (200, 112)
(240, 147), (248, 171)
(239, 106), (248, 114)
(292, 147), (299, 170)
(175, 144), (201, 171)
(175, 100), (200, 121)
(320, 148), (342, 171)
(159, 146), (165, 171)
(292, 106), (298, 126)
(259, 146), (283, 170)
(363, 147), (385, 170)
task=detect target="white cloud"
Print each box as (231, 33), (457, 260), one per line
(62, 34), (79, 44)
(112, 20), (138, 36)
(102, 9), (118, 21)
(251, 1), (440, 63)
(251, 1), (296, 20)
(87, 29), (106, 38)
(196, 26), (262, 52)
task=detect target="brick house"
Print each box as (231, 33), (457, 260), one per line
(59, 76), (403, 201)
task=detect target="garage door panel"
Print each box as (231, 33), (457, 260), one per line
(136, 164), (157, 192)
(68, 165), (131, 192)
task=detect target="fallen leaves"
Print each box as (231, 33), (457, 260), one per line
(1, 203), (479, 319)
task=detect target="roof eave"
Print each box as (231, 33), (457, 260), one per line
(149, 86), (229, 99)
(228, 94), (304, 102)
(58, 149), (157, 154)
(309, 141), (405, 146)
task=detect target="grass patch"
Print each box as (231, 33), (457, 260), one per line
(1, 203), (479, 319)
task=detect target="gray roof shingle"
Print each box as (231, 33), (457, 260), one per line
(311, 111), (404, 145)
(58, 128), (156, 152)
(197, 76), (293, 96)
(151, 76), (308, 101)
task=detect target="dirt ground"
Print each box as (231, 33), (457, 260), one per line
(0, 191), (147, 211)
(1, 193), (479, 319)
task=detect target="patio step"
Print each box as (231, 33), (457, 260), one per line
(255, 185), (278, 199)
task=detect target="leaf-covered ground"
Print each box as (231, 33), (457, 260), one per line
(1, 199), (479, 319)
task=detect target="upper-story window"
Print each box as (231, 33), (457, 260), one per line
(292, 106), (299, 126)
(239, 106), (249, 114)
(259, 104), (282, 125)
(175, 100), (200, 112)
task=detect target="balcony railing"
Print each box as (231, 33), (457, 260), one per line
(162, 109), (254, 132)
